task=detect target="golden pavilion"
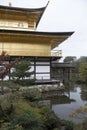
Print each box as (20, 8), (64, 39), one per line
(0, 3), (73, 80)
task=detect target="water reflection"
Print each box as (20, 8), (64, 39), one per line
(80, 84), (87, 101)
(49, 95), (75, 105)
(43, 83), (87, 123)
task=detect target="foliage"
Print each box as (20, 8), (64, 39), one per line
(63, 56), (77, 63)
(12, 101), (43, 130)
(70, 104), (87, 130)
(40, 106), (61, 130)
(0, 93), (43, 130)
(73, 119), (87, 130)
(10, 59), (34, 86)
(0, 89), (63, 130)
(82, 118), (87, 130)
(64, 121), (74, 130)
(77, 56), (87, 63)
(0, 80), (21, 93)
(22, 88), (42, 101)
(0, 123), (23, 130)
(0, 51), (17, 94)
(73, 123), (83, 130)
(79, 62), (87, 83)
(53, 128), (60, 130)
(69, 56), (87, 83)
(0, 51), (17, 80)
(70, 105), (87, 118)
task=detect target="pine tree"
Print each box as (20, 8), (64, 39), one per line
(10, 59), (34, 86)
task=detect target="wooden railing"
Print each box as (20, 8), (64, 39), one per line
(51, 50), (62, 57)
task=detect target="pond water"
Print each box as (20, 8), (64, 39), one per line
(46, 83), (87, 123)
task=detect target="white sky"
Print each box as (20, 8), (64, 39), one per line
(0, 0), (87, 60)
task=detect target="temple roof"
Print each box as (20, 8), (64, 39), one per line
(0, 5), (47, 27)
(0, 29), (74, 49)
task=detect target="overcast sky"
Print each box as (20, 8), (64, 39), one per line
(0, 0), (87, 60)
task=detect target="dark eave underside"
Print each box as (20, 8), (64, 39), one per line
(0, 29), (74, 36)
(9, 56), (61, 61)
(0, 5), (46, 12)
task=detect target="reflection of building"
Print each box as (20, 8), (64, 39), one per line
(0, 3), (73, 81)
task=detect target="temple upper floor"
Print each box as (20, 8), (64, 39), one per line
(0, 20), (36, 31)
(0, 5), (46, 31)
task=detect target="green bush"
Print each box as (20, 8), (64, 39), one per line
(9, 99), (43, 130)
(40, 106), (61, 130)
(22, 88), (41, 101)
(0, 88), (63, 130)
(82, 118), (87, 130)
(13, 79), (35, 86)
(0, 123), (23, 130)
(73, 123), (83, 130)
(65, 121), (74, 130)
(0, 96), (44, 130)
(12, 110), (42, 130)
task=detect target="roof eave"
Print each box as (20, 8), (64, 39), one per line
(36, 1), (50, 28)
(0, 29), (74, 36)
(0, 5), (46, 12)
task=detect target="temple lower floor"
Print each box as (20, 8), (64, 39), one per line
(5, 56), (74, 84)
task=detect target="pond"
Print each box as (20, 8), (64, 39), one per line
(44, 83), (87, 123)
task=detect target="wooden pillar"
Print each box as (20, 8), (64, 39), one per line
(50, 59), (52, 80)
(34, 57), (36, 80)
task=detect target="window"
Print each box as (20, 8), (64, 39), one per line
(18, 22), (24, 28)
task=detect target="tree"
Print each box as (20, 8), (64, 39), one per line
(79, 62), (87, 83)
(0, 51), (17, 94)
(10, 59), (34, 86)
(77, 56), (87, 63)
(63, 56), (77, 63)
(68, 56), (87, 82)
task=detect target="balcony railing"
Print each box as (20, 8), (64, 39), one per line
(51, 50), (62, 57)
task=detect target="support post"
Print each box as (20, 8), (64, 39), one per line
(34, 57), (36, 80)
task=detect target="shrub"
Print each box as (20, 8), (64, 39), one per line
(40, 106), (61, 130)
(82, 118), (87, 130)
(65, 121), (74, 130)
(22, 88), (41, 101)
(0, 123), (23, 130)
(9, 99), (43, 130)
